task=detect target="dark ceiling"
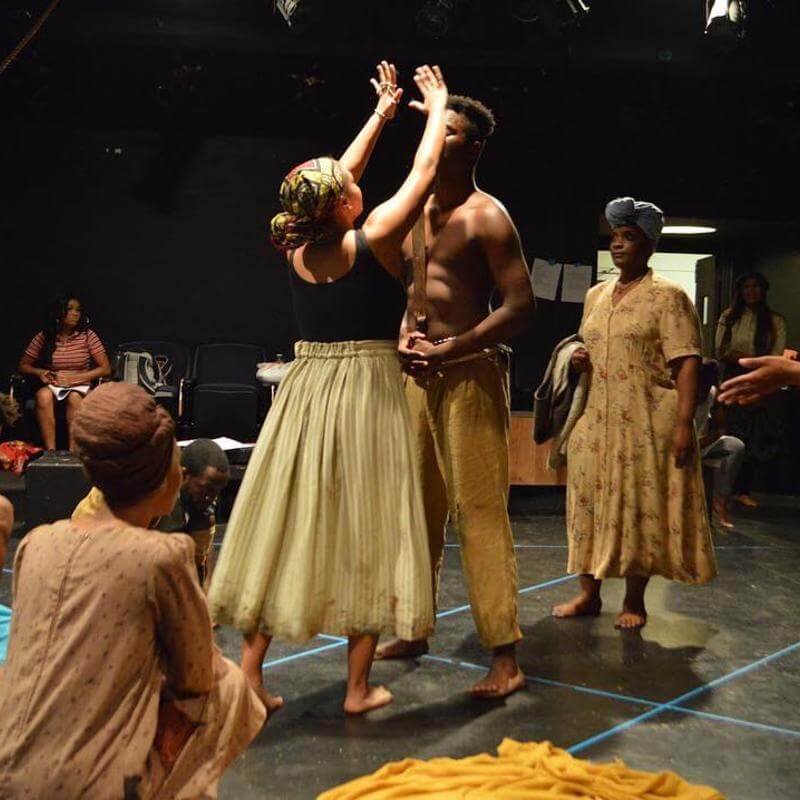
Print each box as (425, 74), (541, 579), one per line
(1, 1), (798, 224)
(2, 1), (798, 128)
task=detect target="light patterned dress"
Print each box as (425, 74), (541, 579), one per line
(0, 520), (265, 798)
(566, 270), (717, 583)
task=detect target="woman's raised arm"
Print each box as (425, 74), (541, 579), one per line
(339, 61), (403, 183)
(362, 65), (448, 278)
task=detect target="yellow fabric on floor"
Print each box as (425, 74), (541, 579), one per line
(318, 739), (724, 800)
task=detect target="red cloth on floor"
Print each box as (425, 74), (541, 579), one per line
(0, 441), (43, 475)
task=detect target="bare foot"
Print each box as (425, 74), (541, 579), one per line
(375, 638), (429, 660)
(344, 685), (394, 715)
(615, 607), (647, 630)
(468, 663), (526, 700)
(552, 593), (602, 618)
(256, 685), (285, 715)
(244, 669), (284, 715)
(735, 494), (759, 508)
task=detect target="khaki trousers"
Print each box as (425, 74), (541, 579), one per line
(405, 351), (521, 649)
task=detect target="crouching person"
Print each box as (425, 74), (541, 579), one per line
(74, 437), (231, 587)
(0, 383), (265, 799)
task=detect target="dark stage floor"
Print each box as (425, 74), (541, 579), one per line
(3, 498), (799, 799)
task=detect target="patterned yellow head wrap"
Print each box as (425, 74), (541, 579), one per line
(270, 157), (346, 250)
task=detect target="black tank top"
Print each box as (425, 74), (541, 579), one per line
(288, 229), (407, 343)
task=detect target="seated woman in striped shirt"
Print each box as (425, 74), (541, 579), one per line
(17, 295), (111, 451)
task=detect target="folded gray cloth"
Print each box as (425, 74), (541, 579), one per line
(534, 334), (589, 468)
(605, 196), (664, 247)
(534, 334), (583, 445)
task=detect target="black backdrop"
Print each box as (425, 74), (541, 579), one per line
(2, 1), (799, 404)
(0, 112), (599, 403)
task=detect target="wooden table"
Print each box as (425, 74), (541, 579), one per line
(509, 412), (566, 486)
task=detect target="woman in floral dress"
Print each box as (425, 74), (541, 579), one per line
(554, 197), (717, 629)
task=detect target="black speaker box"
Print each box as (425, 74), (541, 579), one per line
(25, 452), (90, 531)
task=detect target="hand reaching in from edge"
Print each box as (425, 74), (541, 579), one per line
(408, 65), (448, 116)
(371, 60), (403, 120)
(718, 356), (800, 405)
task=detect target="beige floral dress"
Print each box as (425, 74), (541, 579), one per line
(566, 270), (717, 583)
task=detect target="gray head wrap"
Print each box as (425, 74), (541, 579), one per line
(605, 197), (664, 248)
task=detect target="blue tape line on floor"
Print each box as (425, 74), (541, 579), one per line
(261, 576), (575, 667)
(567, 638), (800, 755)
(423, 653), (800, 739)
(261, 640), (346, 670)
(674, 706), (800, 738)
(436, 574), (576, 619)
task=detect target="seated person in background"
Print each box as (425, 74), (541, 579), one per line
(17, 295), (111, 451)
(714, 274), (787, 509)
(73, 438), (230, 585)
(696, 361), (745, 530)
(0, 383), (265, 798)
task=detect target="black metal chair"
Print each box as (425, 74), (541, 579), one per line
(187, 343), (268, 442)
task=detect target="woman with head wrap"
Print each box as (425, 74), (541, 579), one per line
(209, 62), (447, 714)
(554, 198), (716, 630)
(714, 273), (788, 508)
(0, 382), (265, 798)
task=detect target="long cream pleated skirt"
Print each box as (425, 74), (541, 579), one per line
(208, 340), (434, 642)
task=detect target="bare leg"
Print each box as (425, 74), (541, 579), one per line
(241, 632), (283, 712)
(35, 387), (56, 451)
(343, 634), (393, 715)
(553, 574), (602, 618)
(468, 642), (526, 699)
(65, 392), (83, 451)
(375, 637), (429, 660)
(615, 575), (649, 629)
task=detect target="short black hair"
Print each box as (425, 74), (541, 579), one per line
(446, 95), (496, 141)
(181, 439), (230, 477)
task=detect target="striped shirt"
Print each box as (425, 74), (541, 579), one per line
(24, 329), (106, 372)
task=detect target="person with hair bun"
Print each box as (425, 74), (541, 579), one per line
(209, 61), (448, 715)
(0, 382), (265, 798)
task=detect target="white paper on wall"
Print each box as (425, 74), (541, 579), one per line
(561, 263), (593, 303)
(531, 258), (562, 301)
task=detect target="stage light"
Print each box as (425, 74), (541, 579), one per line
(662, 226), (717, 235)
(563, 0), (590, 15)
(706, 0), (747, 40)
(510, 1), (590, 31)
(416, 0), (465, 39)
(274, 0), (318, 29)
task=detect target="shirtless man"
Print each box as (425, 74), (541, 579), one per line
(377, 95), (535, 698)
